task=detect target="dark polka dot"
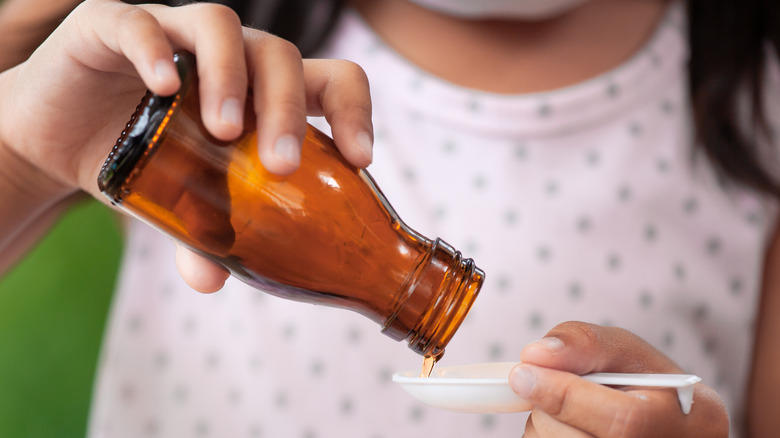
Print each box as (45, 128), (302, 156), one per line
(183, 316), (198, 334)
(119, 383), (136, 403)
(645, 224), (658, 242)
(683, 197), (699, 215)
(746, 211), (761, 226)
(127, 315), (143, 333)
(706, 237), (722, 255)
(545, 180), (559, 196)
(487, 342), (504, 360)
(704, 336), (718, 355)
(347, 326), (362, 344)
(442, 140), (457, 154)
(468, 99), (481, 112)
(600, 318), (615, 327)
(537, 245), (552, 262)
(302, 429), (317, 438)
(465, 240), (479, 255)
(660, 99), (674, 114)
(514, 144), (528, 160)
(195, 420), (210, 437)
(481, 414), (498, 430)
(173, 384), (188, 403)
(673, 263), (686, 281)
(378, 367), (394, 384)
(248, 424), (263, 437)
(606, 83), (620, 98)
(504, 209), (519, 225)
(205, 351), (220, 370)
(693, 304), (709, 321)
(639, 290), (653, 309)
(143, 419), (159, 436)
(402, 167), (416, 182)
(656, 158), (671, 173)
(473, 174), (488, 190)
(663, 331), (675, 349)
(410, 405), (426, 422)
(154, 350), (168, 370)
(496, 275), (511, 293)
(586, 150), (601, 166)
(537, 103), (552, 117)
(340, 396), (355, 416)
(618, 185), (632, 202)
(629, 122), (643, 137)
(730, 277), (744, 296)
(310, 359), (325, 377)
(607, 253), (622, 271)
(529, 312), (544, 329)
(433, 205), (447, 221)
(568, 282), (583, 300)
(275, 391), (289, 409)
(577, 216), (592, 233)
(281, 323), (296, 340)
(649, 52), (662, 67)
(249, 355), (263, 372)
(228, 387), (242, 406)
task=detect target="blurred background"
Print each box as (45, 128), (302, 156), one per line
(0, 200), (122, 437)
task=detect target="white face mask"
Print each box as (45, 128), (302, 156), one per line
(408, 0), (589, 20)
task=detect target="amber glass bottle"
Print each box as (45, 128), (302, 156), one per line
(98, 52), (484, 358)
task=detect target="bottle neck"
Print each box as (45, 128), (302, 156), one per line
(383, 238), (484, 356)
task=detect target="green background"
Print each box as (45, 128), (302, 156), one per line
(0, 201), (122, 437)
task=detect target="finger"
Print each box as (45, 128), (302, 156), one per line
(530, 409), (595, 438)
(245, 29), (307, 175)
(520, 321), (682, 375)
(66, 1), (180, 95)
(139, 2), (248, 140)
(175, 244), (229, 294)
(510, 364), (677, 437)
(303, 59), (373, 168)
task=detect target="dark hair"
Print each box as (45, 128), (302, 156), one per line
(160, 0), (780, 197)
(155, 0), (344, 56)
(688, 0), (780, 196)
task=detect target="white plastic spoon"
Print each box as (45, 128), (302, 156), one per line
(393, 362), (701, 415)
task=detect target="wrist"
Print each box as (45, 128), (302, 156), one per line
(0, 67), (74, 209)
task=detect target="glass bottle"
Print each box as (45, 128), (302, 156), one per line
(97, 52), (484, 358)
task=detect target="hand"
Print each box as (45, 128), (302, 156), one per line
(0, 0), (373, 291)
(509, 322), (729, 437)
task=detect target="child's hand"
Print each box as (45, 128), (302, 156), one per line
(510, 322), (729, 437)
(0, 0), (372, 291)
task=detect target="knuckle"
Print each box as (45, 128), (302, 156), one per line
(189, 2), (242, 27)
(604, 399), (650, 438)
(330, 59), (369, 84)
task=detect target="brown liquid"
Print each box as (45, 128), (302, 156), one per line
(420, 354), (440, 378)
(99, 52), (484, 357)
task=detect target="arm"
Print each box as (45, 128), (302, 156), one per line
(0, 0), (84, 71)
(746, 219), (780, 437)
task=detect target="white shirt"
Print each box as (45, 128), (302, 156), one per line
(88, 3), (778, 437)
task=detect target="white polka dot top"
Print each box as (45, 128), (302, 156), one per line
(88, 3), (779, 437)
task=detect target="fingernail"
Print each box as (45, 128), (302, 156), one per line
(273, 134), (301, 166)
(220, 98), (242, 128)
(355, 131), (373, 162)
(509, 366), (536, 398)
(154, 60), (177, 82)
(533, 336), (564, 353)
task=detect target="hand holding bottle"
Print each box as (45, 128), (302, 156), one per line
(510, 322), (729, 437)
(0, 0), (373, 287)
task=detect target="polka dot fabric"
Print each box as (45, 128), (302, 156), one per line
(88, 3), (779, 437)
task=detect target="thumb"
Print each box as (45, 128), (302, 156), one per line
(519, 321), (682, 375)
